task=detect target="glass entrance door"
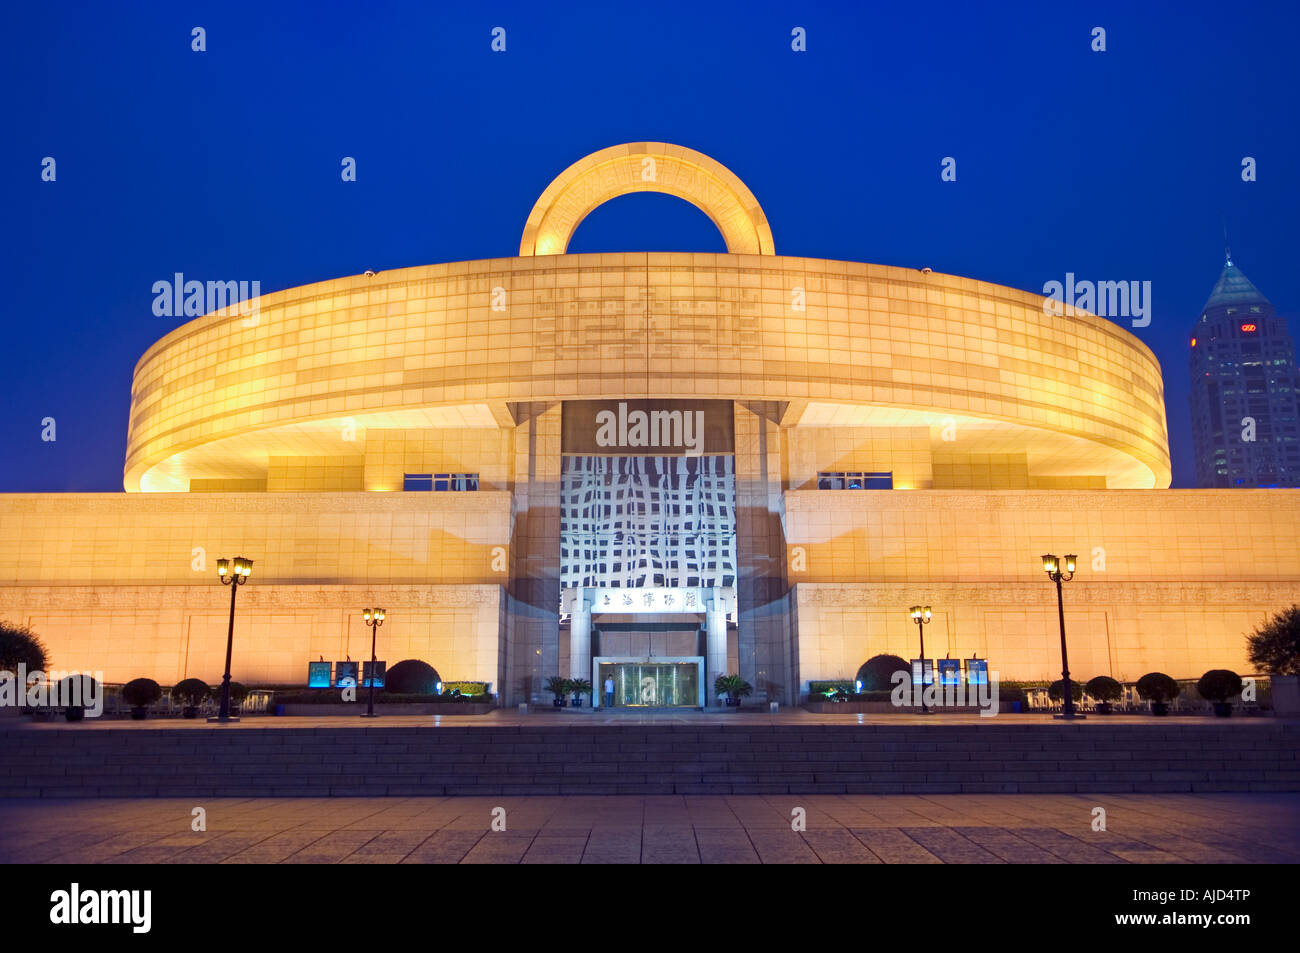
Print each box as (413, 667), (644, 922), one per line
(598, 660), (701, 707)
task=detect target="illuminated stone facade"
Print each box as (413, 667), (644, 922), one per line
(2, 143), (1297, 702)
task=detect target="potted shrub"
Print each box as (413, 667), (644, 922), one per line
(385, 659), (441, 694)
(1085, 676), (1123, 714)
(855, 654), (910, 692)
(1047, 678), (1085, 709)
(226, 682), (250, 713)
(121, 677), (162, 719)
(1197, 669), (1243, 718)
(1136, 672), (1179, 716)
(172, 678), (210, 719)
(545, 675), (571, 707)
(569, 677), (592, 708)
(1246, 604), (1300, 716)
(59, 674), (99, 722)
(714, 673), (753, 709)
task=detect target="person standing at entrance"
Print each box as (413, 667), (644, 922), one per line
(604, 675), (615, 708)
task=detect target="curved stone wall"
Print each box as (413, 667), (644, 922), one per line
(125, 254), (1170, 491)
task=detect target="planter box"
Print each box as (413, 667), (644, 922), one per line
(280, 703), (495, 716)
(1272, 675), (1300, 716)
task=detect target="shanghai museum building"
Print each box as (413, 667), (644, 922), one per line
(1, 143), (1298, 707)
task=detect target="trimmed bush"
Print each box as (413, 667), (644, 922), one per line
(1246, 604), (1300, 676)
(0, 621), (48, 673)
(1047, 679), (1085, 702)
(855, 655), (909, 692)
(172, 678), (210, 705)
(1196, 669), (1243, 703)
(384, 659), (441, 695)
(121, 678), (162, 709)
(1135, 672), (1180, 702)
(1085, 676), (1123, 702)
(58, 674), (100, 721)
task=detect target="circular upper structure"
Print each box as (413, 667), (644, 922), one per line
(124, 145), (1171, 492)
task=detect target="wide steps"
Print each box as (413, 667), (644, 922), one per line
(2, 723), (1296, 797)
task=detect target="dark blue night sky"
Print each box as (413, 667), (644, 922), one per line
(4, 0), (1297, 490)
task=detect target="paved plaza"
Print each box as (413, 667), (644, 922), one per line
(2, 793), (1295, 864)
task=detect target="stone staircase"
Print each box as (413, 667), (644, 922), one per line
(1, 722), (1296, 797)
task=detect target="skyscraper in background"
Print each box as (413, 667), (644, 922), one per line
(1189, 255), (1300, 487)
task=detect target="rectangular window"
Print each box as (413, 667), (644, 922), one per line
(816, 471), (893, 489)
(404, 473), (478, 491)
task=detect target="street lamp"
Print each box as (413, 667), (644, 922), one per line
(362, 607), (385, 718)
(214, 557), (252, 723)
(909, 605), (933, 713)
(1041, 553), (1084, 720)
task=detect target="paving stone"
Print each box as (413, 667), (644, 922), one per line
(1013, 827), (1130, 863)
(898, 827), (1004, 864)
(695, 828), (760, 863)
(800, 829), (883, 863)
(948, 827), (1066, 864)
(743, 826), (821, 868)
(460, 830), (538, 864)
(581, 827), (642, 864)
(283, 829), (384, 863)
(849, 828), (944, 863)
(522, 834), (590, 864)
(218, 830), (334, 864)
(401, 829), (485, 864)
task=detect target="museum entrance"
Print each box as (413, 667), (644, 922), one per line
(596, 658), (704, 708)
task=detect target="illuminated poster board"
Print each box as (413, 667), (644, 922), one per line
(965, 658), (989, 685)
(307, 661), (332, 688)
(334, 661), (359, 688)
(910, 659), (934, 686)
(937, 659), (962, 686)
(362, 660), (386, 688)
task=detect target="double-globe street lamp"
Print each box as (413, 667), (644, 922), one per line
(1041, 553), (1084, 720)
(362, 608), (386, 718)
(909, 605), (932, 713)
(214, 557), (253, 723)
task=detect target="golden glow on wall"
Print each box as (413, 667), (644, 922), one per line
(123, 143), (1170, 492)
(123, 254), (1173, 492)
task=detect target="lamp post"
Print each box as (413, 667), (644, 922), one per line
(214, 557), (252, 723)
(909, 605), (932, 713)
(362, 608), (385, 717)
(1041, 553), (1084, 720)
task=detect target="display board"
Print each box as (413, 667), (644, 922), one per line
(334, 661), (359, 688)
(938, 659), (962, 686)
(307, 661), (331, 688)
(910, 659), (935, 686)
(362, 660), (386, 688)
